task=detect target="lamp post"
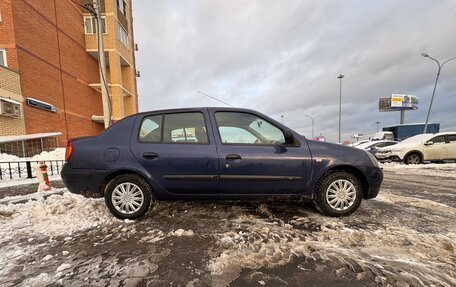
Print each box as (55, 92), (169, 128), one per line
(421, 53), (456, 133)
(337, 74), (345, 143)
(281, 115), (284, 124)
(305, 114), (321, 139)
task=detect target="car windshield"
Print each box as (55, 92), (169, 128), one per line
(399, 134), (432, 144)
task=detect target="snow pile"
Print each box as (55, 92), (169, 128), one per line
(0, 152), (19, 162)
(29, 148), (66, 161)
(0, 148), (65, 162)
(0, 191), (115, 240)
(381, 162), (456, 178)
(0, 190), (117, 282)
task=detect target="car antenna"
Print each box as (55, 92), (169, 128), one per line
(198, 91), (234, 107)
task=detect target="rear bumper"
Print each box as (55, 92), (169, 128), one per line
(61, 163), (109, 197)
(364, 167), (383, 199)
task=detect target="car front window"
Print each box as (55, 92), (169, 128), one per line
(430, 136), (445, 144)
(215, 112), (285, 145)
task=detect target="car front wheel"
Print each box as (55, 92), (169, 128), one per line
(313, 171), (363, 217)
(104, 174), (152, 219)
(404, 153), (422, 165)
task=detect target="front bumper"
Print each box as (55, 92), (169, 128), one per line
(375, 151), (402, 162)
(364, 166), (383, 199)
(61, 163), (109, 197)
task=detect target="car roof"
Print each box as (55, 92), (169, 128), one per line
(433, 132), (456, 136)
(134, 107), (260, 117)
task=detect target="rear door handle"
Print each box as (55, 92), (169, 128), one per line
(225, 154), (241, 160)
(143, 152), (158, 159)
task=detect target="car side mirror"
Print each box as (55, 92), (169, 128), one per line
(424, 141), (434, 146)
(284, 130), (294, 144)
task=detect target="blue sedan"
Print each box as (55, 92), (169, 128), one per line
(61, 108), (383, 219)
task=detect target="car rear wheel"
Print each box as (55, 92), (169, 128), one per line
(104, 174), (152, 219)
(313, 171), (363, 217)
(404, 153), (422, 165)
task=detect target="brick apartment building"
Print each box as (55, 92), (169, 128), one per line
(0, 0), (138, 156)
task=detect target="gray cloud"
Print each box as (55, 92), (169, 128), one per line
(133, 0), (456, 142)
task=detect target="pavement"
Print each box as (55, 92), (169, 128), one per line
(0, 169), (455, 287)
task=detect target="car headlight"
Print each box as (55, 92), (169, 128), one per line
(366, 151), (380, 167)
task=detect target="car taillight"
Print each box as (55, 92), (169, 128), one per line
(65, 139), (73, 161)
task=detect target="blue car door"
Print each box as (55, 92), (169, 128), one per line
(210, 110), (312, 195)
(130, 109), (219, 195)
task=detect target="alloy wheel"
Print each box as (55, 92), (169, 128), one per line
(406, 154), (421, 164)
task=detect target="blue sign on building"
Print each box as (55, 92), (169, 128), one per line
(26, 98), (57, 113)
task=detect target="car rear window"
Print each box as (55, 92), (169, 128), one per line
(163, 112), (208, 144)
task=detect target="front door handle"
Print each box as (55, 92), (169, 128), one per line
(143, 152), (158, 159)
(225, 154), (241, 160)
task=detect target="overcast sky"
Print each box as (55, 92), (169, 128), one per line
(133, 0), (456, 142)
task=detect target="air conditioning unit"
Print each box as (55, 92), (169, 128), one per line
(0, 99), (22, 118)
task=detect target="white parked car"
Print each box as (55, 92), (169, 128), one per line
(376, 132), (456, 164)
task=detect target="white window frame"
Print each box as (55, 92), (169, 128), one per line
(84, 16), (107, 35)
(117, 0), (126, 15)
(0, 49), (7, 67)
(117, 23), (129, 49)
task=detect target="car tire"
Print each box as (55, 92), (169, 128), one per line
(104, 174), (152, 220)
(313, 171), (363, 217)
(404, 153), (422, 165)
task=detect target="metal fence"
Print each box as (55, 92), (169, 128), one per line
(0, 160), (65, 181)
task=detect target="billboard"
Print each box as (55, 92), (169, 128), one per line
(379, 94), (418, 112)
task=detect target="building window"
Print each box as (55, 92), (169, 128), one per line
(117, 23), (129, 49)
(117, 0), (126, 15)
(84, 16), (106, 34)
(0, 49), (7, 67)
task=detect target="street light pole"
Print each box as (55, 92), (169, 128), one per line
(337, 74), (345, 143)
(421, 53), (456, 133)
(281, 115), (284, 124)
(305, 114), (321, 138)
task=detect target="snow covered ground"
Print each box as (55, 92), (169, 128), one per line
(381, 162), (456, 178)
(0, 165), (455, 286)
